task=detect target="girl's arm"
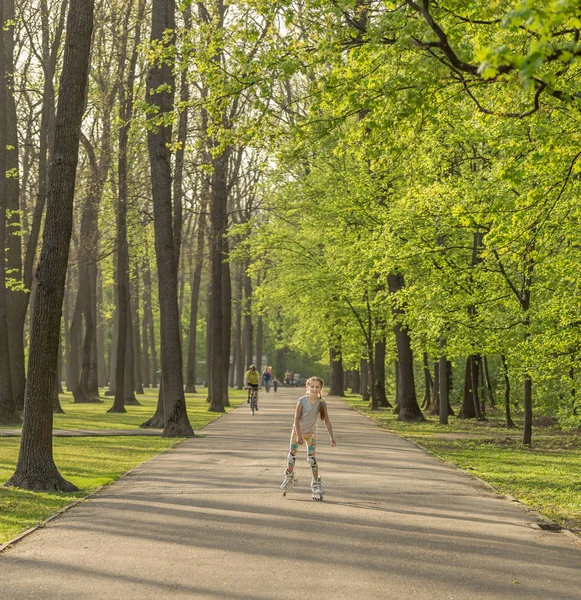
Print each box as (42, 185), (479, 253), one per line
(323, 410), (336, 446)
(294, 402), (304, 443)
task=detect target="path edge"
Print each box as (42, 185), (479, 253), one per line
(343, 398), (581, 547)
(0, 407), (241, 555)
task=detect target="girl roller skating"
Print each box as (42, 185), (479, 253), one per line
(280, 376), (336, 500)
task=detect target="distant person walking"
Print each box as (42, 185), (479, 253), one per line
(280, 376), (336, 500)
(262, 367), (272, 392)
(284, 370), (291, 386)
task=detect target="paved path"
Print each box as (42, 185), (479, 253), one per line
(1, 389), (580, 599)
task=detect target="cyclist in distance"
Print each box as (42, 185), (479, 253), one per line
(244, 364), (260, 411)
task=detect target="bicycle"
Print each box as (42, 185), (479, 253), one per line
(247, 387), (260, 415)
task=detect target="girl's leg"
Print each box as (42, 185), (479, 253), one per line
(287, 430), (300, 473)
(303, 433), (318, 478)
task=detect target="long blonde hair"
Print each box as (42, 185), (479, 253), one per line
(306, 376), (325, 420)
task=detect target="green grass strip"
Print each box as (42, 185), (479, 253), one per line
(343, 395), (581, 535)
(0, 388), (246, 545)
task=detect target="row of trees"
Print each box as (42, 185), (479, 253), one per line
(242, 0), (581, 446)
(2, 0), (581, 489)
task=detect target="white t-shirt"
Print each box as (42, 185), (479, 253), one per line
(296, 395), (326, 434)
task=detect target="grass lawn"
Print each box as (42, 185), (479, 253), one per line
(0, 387), (246, 545)
(343, 395), (581, 536)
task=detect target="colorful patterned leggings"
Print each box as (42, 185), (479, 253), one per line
(288, 430), (318, 474)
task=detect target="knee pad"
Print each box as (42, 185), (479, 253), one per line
(307, 455), (317, 469)
(287, 452), (296, 467)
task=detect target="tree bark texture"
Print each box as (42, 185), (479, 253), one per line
(3, 0), (26, 413)
(387, 273), (424, 422)
(207, 148), (230, 412)
(146, 0), (193, 436)
(329, 346), (345, 397)
(243, 262), (253, 372)
(5, 0), (94, 491)
(374, 338), (389, 406)
(0, 3), (17, 425)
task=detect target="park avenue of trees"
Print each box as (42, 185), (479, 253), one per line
(1, 0), (581, 490)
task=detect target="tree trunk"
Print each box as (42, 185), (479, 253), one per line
(222, 248), (232, 405)
(4, 0), (26, 414)
(360, 358), (370, 401)
(123, 298), (139, 405)
(387, 273), (424, 422)
(206, 148), (230, 412)
(393, 360), (401, 413)
(430, 361), (439, 416)
(256, 314), (263, 374)
(422, 352), (432, 410)
(97, 268), (108, 388)
(146, 0), (193, 436)
(460, 357), (484, 419)
(5, 0), (94, 491)
(142, 259), (158, 387)
(131, 272), (145, 394)
(0, 38), (17, 423)
(141, 267), (151, 388)
(108, 149), (129, 413)
(184, 190), (207, 394)
(350, 368), (360, 395)
(243, 263), (253, 372)
(329, 346), (345, 397)
(233, 268), (244, 389)
(105, 292), (118, 396)
(438, 339), (449, 425)
(374, 338), (389, 406)
(482, 355), (495, 408)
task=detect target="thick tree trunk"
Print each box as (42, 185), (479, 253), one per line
(329, 346), (345, 397)
(5, 0), (94, 491)
(206, 149), (230, 412)
(146, 0), (193, 436)
(387, 273), (424, 422)
(0, 89), (17, 424)
(4, 0), (26, 414)
(0, 0), (18, 424)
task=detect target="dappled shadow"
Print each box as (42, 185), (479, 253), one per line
(2, 390), (580, 600)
